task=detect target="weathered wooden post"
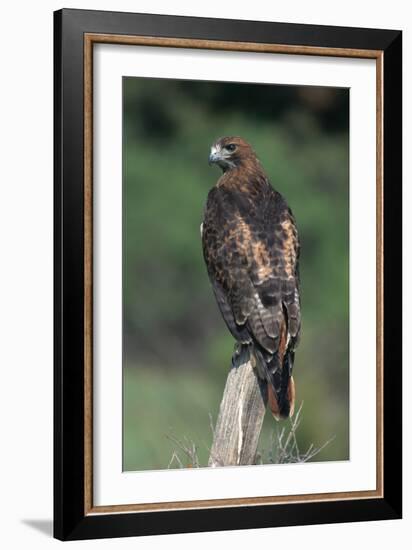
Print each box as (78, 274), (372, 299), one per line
(208, 348), (268, 467)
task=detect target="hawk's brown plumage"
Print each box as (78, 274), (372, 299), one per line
(202, 136), (301, 419)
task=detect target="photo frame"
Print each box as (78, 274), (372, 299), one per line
(54, 8), (402, 540)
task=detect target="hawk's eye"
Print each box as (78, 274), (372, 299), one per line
(225, 143), (236, 152)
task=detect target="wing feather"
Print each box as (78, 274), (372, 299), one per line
(202, 182), (301, 361)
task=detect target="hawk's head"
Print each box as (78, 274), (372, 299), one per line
(208, 136), (258, 173)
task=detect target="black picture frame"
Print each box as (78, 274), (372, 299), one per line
(54, 8), (402, 541)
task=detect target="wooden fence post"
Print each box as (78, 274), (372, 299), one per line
(208, 349), (268, 467)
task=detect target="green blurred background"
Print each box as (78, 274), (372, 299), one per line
(123, 77), (349, 471)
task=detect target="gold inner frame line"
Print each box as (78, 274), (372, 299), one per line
(83, 33), (384, 515)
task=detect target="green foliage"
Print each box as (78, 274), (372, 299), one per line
(122, 77), (349, 471)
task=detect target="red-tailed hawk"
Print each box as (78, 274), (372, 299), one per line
(202, 136), (301, 419)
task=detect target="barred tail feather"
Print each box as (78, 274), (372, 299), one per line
(253, 346), (295, 420)
(267, 373), (295, 420)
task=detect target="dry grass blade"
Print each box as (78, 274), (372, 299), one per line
(166, 432), (201, 468)
(166, 402), (335, 468)
(264, 402), (335, 464)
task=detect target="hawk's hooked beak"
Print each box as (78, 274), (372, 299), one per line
(208, 147), (221, 165)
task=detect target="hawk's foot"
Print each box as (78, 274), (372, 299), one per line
(232, 342), (252, 367)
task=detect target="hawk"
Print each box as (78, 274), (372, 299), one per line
(202, 136), (301, 419)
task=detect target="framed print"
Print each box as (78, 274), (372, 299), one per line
(54, 8), (402, 541)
